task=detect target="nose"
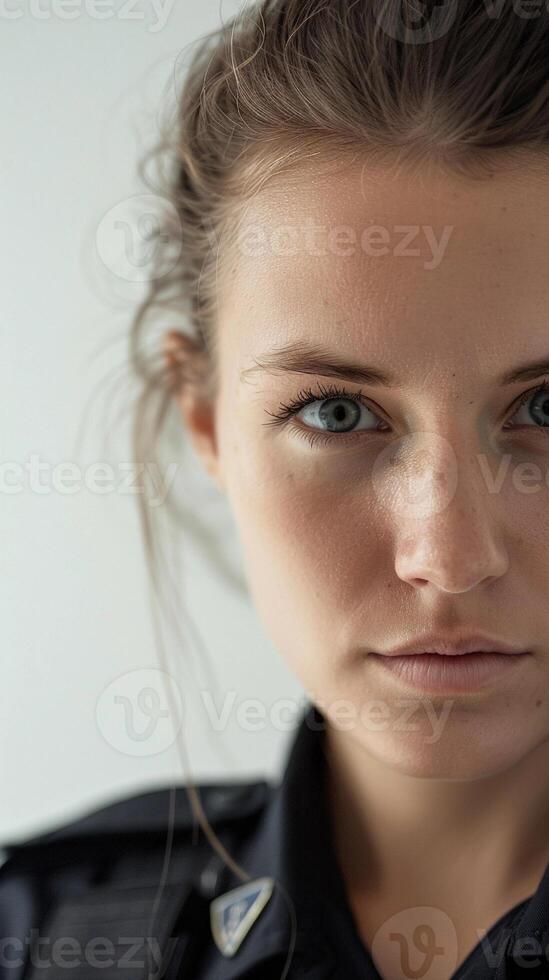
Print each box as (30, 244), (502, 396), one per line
(392, 452), (509, 594)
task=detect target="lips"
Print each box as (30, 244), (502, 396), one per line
(374, 631), (528, 658)
(369, 649), (531, 693)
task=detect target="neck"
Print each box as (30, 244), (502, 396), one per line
(323, 723), (549, 911)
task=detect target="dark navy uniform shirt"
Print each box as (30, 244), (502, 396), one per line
(1, 701), (548, 979)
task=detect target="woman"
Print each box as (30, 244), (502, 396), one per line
(2, 1), (549, 978)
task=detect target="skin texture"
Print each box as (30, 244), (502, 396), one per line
(167, 154), (549, 977)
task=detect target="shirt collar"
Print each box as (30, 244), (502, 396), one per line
(498, 862), (549, 974)
(203, 699), (549, 980)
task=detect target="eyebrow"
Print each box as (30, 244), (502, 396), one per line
(240, 342), (399, 387)
(240, 342), (549, 388)
(499, 359), (549, 385)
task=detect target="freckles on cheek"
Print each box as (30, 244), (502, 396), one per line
(226, 444), (383, 613)
(230, 471), (388, 691)
(228, 449), (322, 551)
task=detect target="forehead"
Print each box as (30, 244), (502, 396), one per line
(218, 156), (549, 374)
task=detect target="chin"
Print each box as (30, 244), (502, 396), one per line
(354, 722), (538, 782)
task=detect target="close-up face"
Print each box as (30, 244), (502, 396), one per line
(181, 153), (549, 783)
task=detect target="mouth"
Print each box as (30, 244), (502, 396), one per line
(375, 631), (528, 658)
(368, 649), (531, 694)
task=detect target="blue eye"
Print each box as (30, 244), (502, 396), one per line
(298, 395), (381, 434)
(505, 382), (549, 431)
(263, 381), (388, 447)
(263, 379), (549, 450)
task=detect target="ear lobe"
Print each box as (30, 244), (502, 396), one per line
(163, 330), (224, 492)
(163, 329), (209, 381)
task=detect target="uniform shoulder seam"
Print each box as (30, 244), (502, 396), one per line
(1, 779), (275, 857)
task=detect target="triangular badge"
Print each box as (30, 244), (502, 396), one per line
(210, 875), (275, 957)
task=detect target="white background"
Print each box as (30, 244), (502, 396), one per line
(1, 0), (306, 844)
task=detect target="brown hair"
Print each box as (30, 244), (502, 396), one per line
(128, 0), (549, 964)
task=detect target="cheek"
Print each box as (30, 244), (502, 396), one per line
(218, 414), (387, 683)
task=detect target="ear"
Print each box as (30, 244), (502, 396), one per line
(163, 330), (224, 492)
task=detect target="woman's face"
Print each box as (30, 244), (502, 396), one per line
(179, 154), (549, 780)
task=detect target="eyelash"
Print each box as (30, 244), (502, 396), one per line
(263, 379), (549, 449)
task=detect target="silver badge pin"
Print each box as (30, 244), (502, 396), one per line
(210, 876), (275, 957)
